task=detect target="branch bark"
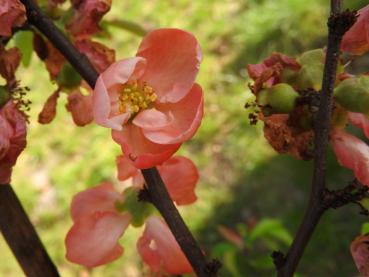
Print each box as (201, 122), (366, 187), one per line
(275, 1), (357, 276)
(19, 0), (218, 276)
(0, 185), (60, 277)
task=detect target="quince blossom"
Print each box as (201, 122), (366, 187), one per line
(93, 28), (203, 168)
(65, 183), (193, 275)
(0, 101), (27, 184)
(116, 155), (199, 205)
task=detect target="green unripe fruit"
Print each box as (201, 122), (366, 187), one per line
(298, 49), (325, 66)
(258, 83), (299, 114)
(56, 63), (82, 89)
(334, 76), (369, 114)
(0, 86), (11, 109)
(115, 187), (154, 227)
(296, 49), (325, 90)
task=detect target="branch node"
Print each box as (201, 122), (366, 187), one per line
(272, 250), (286, 269)
(137, 186), (152, 203)
(328, 10), (357, 37)
(205, 259), (222, 276)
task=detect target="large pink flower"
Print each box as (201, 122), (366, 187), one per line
(341, 5), (369, 55)
(116, 155), (199, 205)
(0, 101), (27, 184)
(331, 130), (369, 186)
(65, 183), (131, 267)
(93, 28), (203, 168)
(137, 216), (193, 275)
(0, 0), (26, 37)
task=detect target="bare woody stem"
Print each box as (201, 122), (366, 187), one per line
(19, 0), (219, 276)
(276, 1), (357, 276)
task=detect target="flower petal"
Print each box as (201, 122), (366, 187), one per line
(65, 211), (130, 267)
(137, 216), (193, 275)
(70, 182), (122, 222)
(351, 234), (369, 276)
(92, 57), (146, 130)
(332, 130), (369, 186)
(0, 0), (26, 37)
(132, 108), (173, 131)
(139, 84), (203, 144)
(112, 125), (180, 169)
(348, 112), (369, 139)
(116, 155), (138, 181)
(158, 156), (198, 205)
(137, 28), (201, 103)
(66, 89), (94, 126)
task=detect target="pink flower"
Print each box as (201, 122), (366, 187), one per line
(65, 183), (131, 267)
(137, 216), (193, 275)
(66, 0), (112, 38)
(116, 155), (199, 205)
(0, 101), (27, 184)
(0, 0), (26, 37)
(351, 234), (369, 276)
(331, 130), (369, 186)
(341, 5), (369, 55)
(93, 28), (203, 168)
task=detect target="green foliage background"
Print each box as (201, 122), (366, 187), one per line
(1, 0), (368, 276)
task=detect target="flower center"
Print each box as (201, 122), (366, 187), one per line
(119, 81), (157, 114)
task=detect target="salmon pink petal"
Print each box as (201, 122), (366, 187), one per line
(332, 130), (369, 186)
(116, 155), (138, 181)
(70, 182), (122, 222)
(137, 216), (193, 275)
(351, 234), (369, 276)
(65, 211), (130, 267)
(348, 112), (369, 139)
(132, 108), (173, 131)
(136, 28), (201, 103)
(112, 125), (180, 169)
(93, 57), (146, 130)
(137, 84), (203, 145)
(158, 156), (198, 205)
(341, 5), (369, 55)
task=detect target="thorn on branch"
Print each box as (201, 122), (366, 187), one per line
(137, 186), (152, 203)
(272, 250), (286, 269)
(328, 10), (358, 37)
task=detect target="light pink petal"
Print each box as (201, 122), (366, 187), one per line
(70, 182), (122, 222)
(65, 211), (130, 267)
(138, 84), (203, 144)
(137, 216), (193, 275)
(133, 108), (173, 131)
(332, 130), (369, 186)
(351, 234), (369, 276)
(348, 112), (369, 139)
(116, 155), (138, 181)
(158, 156), (198, 205)
(92, 57), (146, 130)
(137, 28), (201, 103)
(112, 125), (181, 169)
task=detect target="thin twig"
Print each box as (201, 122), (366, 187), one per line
(275, 2), (357, 276)
(19, 0), (218, 276)
(0, 185), (60, 277)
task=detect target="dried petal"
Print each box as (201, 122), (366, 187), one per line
(0, 0), (26, 37)
(38, 89), (60, 124)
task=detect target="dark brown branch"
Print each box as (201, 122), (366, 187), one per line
(276, 2), (357, 277)
(0, 185), (59, 277)
(19, 1), (218, 276)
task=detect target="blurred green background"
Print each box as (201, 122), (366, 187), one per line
(1, 0), (369, 276)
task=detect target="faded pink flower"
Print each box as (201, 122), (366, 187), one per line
(116, 155), (199, 205)
(0, 101), (27, 184)
(75, 39), (115, 73)
(67, 0), (112, 38)
(0, 0), (26, 37)
(351, 234), (369, 276)
(331, 130), (369, 186)
(93, 28), (203, 168)
(341, 5), (369, 55)
(65, 89), (94, 126)
(137, 216), (193, 275)
(65, 183), (131, 267)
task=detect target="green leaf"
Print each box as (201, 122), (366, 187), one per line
(211, 242), (237, 258)
(248, 255), (274, 269)
(14, 31), (34, 67)
(248, 218), (292, 246)
(361, 222), (369, 235)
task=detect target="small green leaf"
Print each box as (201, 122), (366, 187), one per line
(14, 31), (34, 67)
(361, 222), (369, 235)
(248, 218), (292, 246)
